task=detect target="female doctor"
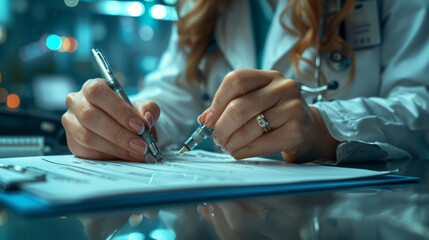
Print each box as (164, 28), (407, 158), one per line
(62, 0), (429, 163)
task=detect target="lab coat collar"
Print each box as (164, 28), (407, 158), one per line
(215, 0), (299, 71)
(215, 0), (257, 70)
(263, 0), (299, 70)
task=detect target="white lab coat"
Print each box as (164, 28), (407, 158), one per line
(132, 0), (429, 163)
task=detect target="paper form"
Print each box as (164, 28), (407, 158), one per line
(0, 150), (390, 203)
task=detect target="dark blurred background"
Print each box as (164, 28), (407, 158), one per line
(0, 0), (176, 115)
(0, 0), (177, 156)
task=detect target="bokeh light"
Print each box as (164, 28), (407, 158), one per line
(151, 4), (166, 19)
(63, 37), (78, 52)
(7, 94), (20, 108)
(101, 1), (122, 15)
(25, 42), (42, 58)
(0, 26), (7, 45)
(128, 2), (144, 17)
(140, 56), (159, 73)
(139, 25), (154, 41)
(128, 214), (143, 227)
(127, 232), (145, 240)
(19, 39), (48, 61)
(164, 0), (178, 5)
(0, 211), (8, 226)
(64, 0), (79, 8)
(13, 0), (29, 13)
(149, 229), (176, 240)
(57, 36), (68, 52)
(0, 88), (8, 103)
(46, 34), (62, 50)
(92, 21), (107, 41)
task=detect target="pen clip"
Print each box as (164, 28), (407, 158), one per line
(97, 52), (112, 74)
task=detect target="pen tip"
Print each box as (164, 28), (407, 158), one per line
(177, 147), (187, 156)
(155, 154), (163, 163)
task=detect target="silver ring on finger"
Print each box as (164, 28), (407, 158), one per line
(256, 114), (271, 133)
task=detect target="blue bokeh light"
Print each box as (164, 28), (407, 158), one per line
(97, 1), (145, 17)
(149, 229), (176, 240)
(128, 2), (145, 17)
(46, 34), (62, 50)
(150, 5), (167, 19)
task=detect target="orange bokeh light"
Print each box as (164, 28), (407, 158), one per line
(7, 94), (20, 108)
(63, 37), (78, 53)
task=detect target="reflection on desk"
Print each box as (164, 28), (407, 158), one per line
(0, 158), (428, 240)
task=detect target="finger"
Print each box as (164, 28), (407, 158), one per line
(65, 128), (114, 160)
(197, 204), (214, 223)
(282, 152), (296, 163)
(197, 108), (210, 125)
(224, 99), (304, 153)
(63, 111), (147, 162)
(215, 202), (249, 232)
(208, 204), (241, 240)
(213, 84), (279, 147)
(133, 101), (160, 130)
(142, 209), (159, 219)
(81, 78), (146, 135)
(230, 120), (303, 160)
(69, 94), (150, 156)
(204, 69), (280, 128)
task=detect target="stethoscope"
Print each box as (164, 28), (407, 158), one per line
(300, 0), (350, 103)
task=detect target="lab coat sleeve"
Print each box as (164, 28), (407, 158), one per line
(313, 0), (429, 163)
(130, 25), (205, 151)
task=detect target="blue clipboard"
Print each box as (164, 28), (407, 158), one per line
(0, 174), (419, 217)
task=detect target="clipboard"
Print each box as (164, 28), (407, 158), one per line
(0, 173), (419, 217)
(0, 164), (46, 190)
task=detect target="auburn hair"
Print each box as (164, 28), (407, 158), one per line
(177, 0), (356, 86)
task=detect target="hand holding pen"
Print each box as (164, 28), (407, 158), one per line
(61, 49), (162, 163)
(179, 69), (338, 163)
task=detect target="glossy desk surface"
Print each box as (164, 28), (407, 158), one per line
(0, 158), (428, 240)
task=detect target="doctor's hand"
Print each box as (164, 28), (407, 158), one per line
(198, 69), (338, 163)
(197, 199), (305, 240)
(62, 78), (160, 162)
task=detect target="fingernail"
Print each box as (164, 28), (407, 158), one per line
(129, 138), (147, 155)
(213, 135), (223, 147)
(224, 143), (231, 153)
(144, 112), (155, 130)
(129, 117), (145, 135)
(213, 135), (221, 147)
(197, 114), (204, 125)
(209, 204), (215, 217)
(197, 204), (206, 215)
(205, 111), (214, 128)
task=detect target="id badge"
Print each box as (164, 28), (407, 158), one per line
(345, 0), (381, 49)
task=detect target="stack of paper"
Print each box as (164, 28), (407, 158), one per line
(0, 150), (391, 204)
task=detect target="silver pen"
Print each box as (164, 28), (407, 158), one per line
(91, 49), (162, 163)
(177, 124), (213, 156)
